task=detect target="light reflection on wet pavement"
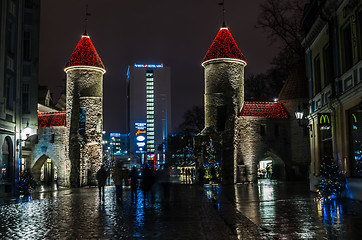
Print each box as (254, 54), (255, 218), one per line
(0, 179), (361, 239)
(216, 179), (362, 239)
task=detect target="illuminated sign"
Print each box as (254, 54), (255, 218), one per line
(134, 63), (164, 68)
(352, 113), (358, 130)
(147, 154), (155, 160)
(136, 136), (146, 141)
(135, 122), (146, 130)
(110, 133), (121, 137)
(318, 113), (331, 130)
(135, 122), (146, 152)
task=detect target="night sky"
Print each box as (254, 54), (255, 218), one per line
(39, 0), (281, 133)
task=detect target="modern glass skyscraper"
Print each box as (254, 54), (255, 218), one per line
(126, 64), (171, 167)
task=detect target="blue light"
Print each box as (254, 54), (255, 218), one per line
(134, 63), (164, 68)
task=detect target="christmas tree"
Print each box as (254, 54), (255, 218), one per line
(18, 170), (37, 195)
(316, 160), (346, 199)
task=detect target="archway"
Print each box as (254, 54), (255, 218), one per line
(258, 151), (285, 181)
(1, 137), (14, 183)
(32, 155), (57, 185)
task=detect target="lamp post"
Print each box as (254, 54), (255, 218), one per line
(295, 105), (304, 126)
(18, 121), (33, 173)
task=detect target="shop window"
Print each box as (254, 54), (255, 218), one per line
(350, 110), (362, 176)
(1, 138), (12, 181)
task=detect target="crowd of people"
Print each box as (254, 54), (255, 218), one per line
(95, 163), (220, 203)
(96, 163), (171, 203)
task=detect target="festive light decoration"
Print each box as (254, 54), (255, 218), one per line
(18, 170), (37, 195)
(203, 27), (247, 64)
(64, 35), (105, 72)
(316, 161), (346, 199)
(239, 101), (289, 119)
(38, 111), (66, 128)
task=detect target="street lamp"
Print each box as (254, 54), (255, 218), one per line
(18, 121), (33, 173)
(295, 105), (304, 126)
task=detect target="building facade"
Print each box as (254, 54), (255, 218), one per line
(126, 64), (171, 168)
(0, 0), (40, 195)
(195, 26), (311, 184)
(302, 0), (362, 200)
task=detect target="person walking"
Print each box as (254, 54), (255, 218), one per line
(112, 161), (123, 203)
(96, 165), (108, 202)
(128, 167), (139, 202)
(141, 166), (155, 202)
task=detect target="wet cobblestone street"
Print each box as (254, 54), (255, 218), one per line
(0, 179), (361, 239)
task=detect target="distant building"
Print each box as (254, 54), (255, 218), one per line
(302, 0), (362, 200)
(126, 64), (171, 168)
(0, 0), (40, 195)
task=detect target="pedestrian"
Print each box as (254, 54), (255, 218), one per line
(141, 166), (155, 202)
(128, 167), (139, 202)
(96, 165), (108, 202)
(159, 164), (171, 202)
(112, 161), (123, 203)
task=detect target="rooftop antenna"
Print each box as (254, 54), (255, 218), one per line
(84, 4), (91, 35)
(218, 0), (226, 27)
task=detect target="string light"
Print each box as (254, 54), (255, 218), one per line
(64, 35), (105, 72)
(239, 101), (289, 119)
(38, 111), (66, 128)
(203, 28), (246, 64)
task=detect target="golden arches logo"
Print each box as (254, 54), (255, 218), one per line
(319, 114), (330, 124)
(352, 114), (357, 123)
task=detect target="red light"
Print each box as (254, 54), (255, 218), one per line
(239, 102), (289, 119)
(65, 35), (105, 70)
(203, 28), (246, 63)
(38, 111), (66, 128)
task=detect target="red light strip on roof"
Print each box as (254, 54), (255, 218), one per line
(38, 111), (66, 128)
(65, 35), (105, 71)
(203, 28), (246, 63)
(239, 101), (288, 119)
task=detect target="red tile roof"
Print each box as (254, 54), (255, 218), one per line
(239, 101), (289, 119)
(203, 27), (246, 64)
(38, 111), (66, 128)
(65, 35), (105, 71)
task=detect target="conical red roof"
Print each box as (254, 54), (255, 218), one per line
(65, 35), (105, 71)
(203, 27), (246, 64)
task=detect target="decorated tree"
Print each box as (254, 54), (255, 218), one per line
(18, 170), (37, 195)
(316, 161), (346, 199)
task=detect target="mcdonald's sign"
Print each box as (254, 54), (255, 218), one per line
(318, 113), (331, 130)
(352, 113), (358, 130)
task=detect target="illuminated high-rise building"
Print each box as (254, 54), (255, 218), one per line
(126, 64), (171, 167)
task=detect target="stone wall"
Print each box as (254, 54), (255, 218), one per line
(66, 67), (103, 187)
(234, 117), (290, 182)
(30, 126), (69, 186)
(196, 59), (246, 184)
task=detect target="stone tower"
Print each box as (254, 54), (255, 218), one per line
(64, 34), (106, 187)
(195, 27), (246, 184)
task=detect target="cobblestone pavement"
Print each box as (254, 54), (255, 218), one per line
(0, 179), (361, 239)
